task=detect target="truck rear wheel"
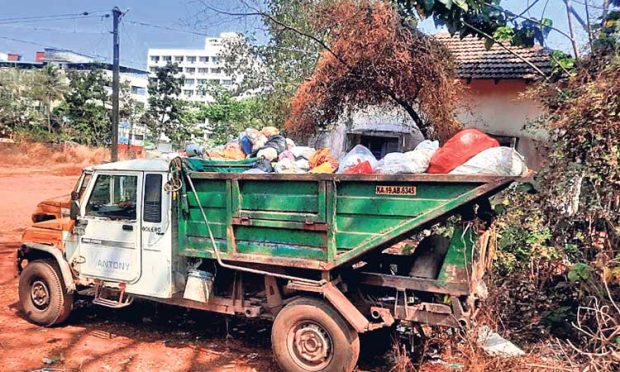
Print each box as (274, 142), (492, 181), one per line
(271, 297), (360, 372)
(18, 260), (73, 326)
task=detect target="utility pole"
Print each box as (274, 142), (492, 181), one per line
(111, 7), (122, 162)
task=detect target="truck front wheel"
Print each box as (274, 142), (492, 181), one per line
(271, 298), (360, 372)
(18, 260), (73, 326)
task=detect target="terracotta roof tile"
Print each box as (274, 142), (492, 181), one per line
(434, 32), (553, 80)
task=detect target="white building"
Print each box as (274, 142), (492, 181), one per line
(147, 32), (241, 103)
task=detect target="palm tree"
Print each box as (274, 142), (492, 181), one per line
(34, 65), (69, 133)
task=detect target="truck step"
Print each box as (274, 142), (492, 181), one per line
(92, 296), (134, 309)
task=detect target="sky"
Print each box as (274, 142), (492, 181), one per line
(0, 0), (602, 70)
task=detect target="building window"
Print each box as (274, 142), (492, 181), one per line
(221, 79), (233, 86)
(174, 56), (184, 62)
(209, 79), (220, 85)
(149, 66), (157, 72)
(211, 68), (221, 74)
(199, 56), (209, 63)
(134, 134), (144, 141)
(187, 56), (197, 63)
(185, 67), (195, 74)
(185, 79), (195, 87)
(183, 89), (194, 96)
(489, 134), (519, 148)
(163, 55), (172, 62)
(211, 56), (219, 63)
(131, 86), (146, 95)
(197, 79), (207, 85)
(150, 56), (160, 62)
(198, 67), (209, 74)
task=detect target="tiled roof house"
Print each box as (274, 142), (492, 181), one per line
(435, 32), (552, 169)
(435, 32), (553, 81)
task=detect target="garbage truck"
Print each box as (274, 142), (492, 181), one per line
(17, 157), (523, 371)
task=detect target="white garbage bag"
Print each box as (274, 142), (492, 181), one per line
(337, 145), (378, 174)
(291, 146), (316, 160)
(450, 147), (528, 176)
(374, 140), (438, 174)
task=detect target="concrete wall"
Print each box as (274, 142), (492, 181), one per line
(456, 79), (547, 169)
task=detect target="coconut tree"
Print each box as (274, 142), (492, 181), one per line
(33, 64), (69, 133)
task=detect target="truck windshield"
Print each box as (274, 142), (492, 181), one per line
(85, 175), (137, 220)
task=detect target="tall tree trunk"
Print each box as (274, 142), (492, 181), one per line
(46, 102), (52, 133)
(386, 92), (429, 138)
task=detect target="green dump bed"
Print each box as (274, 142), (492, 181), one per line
(176, 172), (518, 271)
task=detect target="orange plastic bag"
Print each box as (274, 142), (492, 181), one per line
(309, 148), (339, 170)
(427, 129), (499, 174)
(343, 160), (373, 174)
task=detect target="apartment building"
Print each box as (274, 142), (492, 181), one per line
(146, 32), (241, 103)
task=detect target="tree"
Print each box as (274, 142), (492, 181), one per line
(61, 68), (112, 146)
(32, 65), (69, 133)
(285, 0), (460, 141)
(218, 0), (326, 128)
(0, 68), (44, 139)
(146, 63), (197, 147)
(194, 82), (266, 144)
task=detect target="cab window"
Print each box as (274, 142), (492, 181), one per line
(85, 175), (138, 220)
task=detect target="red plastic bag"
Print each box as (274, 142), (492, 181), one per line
(427, 129), (499, 174)
(343, 160), (374, 174)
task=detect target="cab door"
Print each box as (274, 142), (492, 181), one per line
(77, 172), (142, 283)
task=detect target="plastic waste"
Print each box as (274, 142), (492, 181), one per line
(186, 143), (205, 157)
(261, 126), (280, 138)
(275, 158), (301, 174)
(428, 129), (499, 174)
(343, 160), (374, 174)
(292, 146), (316, 161)
(222, 141), (246, 160)
(278, 150), (296, 162)
(309, 148), (339, 170)
(309, 162), (335, 174)
(373, 140), (438, 175)
(450, 147), (528, 176)
(257, 147), (278, 161)
(295, 159), (310, 171)
(254, 158), (274, 173)
(243, 168), (267, 174)
(337, 145), (377, 174)
(240, 135), (253, 155)
(286, 138), (296, 150)
(262, 135), (287, 154)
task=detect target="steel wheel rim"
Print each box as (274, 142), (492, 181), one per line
(31, 279), (50, 310)
(286, 320), (333, 371)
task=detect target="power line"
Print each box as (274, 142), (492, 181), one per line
(0, 11), (109, 23)
(0, 14), (109, 26)
(125, 20), (209, 36)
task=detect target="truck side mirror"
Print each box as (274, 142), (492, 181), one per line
(71, 191), (79, 200)
(70, 200), (80, 220)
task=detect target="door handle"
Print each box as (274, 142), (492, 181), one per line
(122, 224), (134, 231)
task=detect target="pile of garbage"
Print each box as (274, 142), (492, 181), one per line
(186, 127), (528, 176)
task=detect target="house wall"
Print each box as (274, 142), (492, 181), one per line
(456, 79), (547, 169)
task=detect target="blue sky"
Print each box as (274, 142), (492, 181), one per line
(0, 0), (600, 69)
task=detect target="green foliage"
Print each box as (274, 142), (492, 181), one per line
(193, 82), (270, 145)
(0, 68), (46, 138)
(394, 0), (553, 48)
(146, 62), (198, 147)
(61, 68), (112, 146)
(219, 0), (326, 128)
(567, 263), (593, 282)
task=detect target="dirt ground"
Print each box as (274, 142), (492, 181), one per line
(0, 167), (283, 372)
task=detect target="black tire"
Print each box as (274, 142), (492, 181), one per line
(271, 297), (360, 372)
(18, 260), (73, 326)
